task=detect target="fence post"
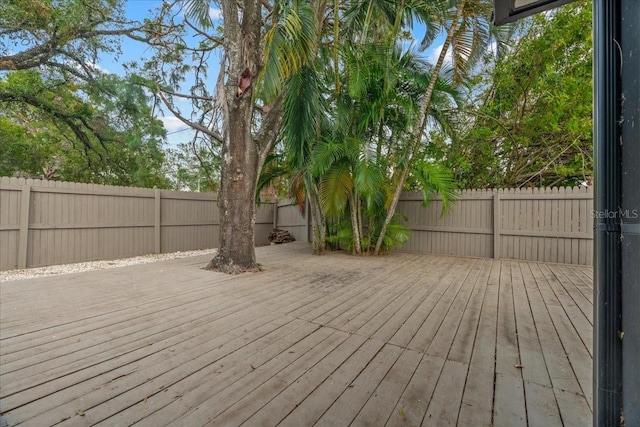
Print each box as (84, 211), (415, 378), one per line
(154, 189), (161, 254)
(493, 192), (501, 259)
(17, 184), (31, 269)
(273, 198), (278, 229)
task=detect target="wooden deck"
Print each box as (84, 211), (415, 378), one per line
(0, 243), (593, 426)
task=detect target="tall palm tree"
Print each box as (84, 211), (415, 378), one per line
(373, 0), (493, 255)
(280, 0), (467, 255)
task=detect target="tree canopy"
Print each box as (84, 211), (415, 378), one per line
(1, 0), (172, 187)
(437, 1), (593, 188)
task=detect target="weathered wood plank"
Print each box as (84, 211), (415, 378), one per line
(447, 259), (492, 364)
(103, 319), (315, 426)
(494, 374), (527, 426)
(457, 261), (499, 427)
(0, 244), (593, 427)
(9, 314), (287, 425)
(385, 354), (446, 427)
(394, 259), (473, 352)
(159, 328), (342, 426)
(524, 381), (562, 427)
(278, 337), (387, 427)
(369, 257), (451, 343)
(426, 259), (482, 359)
(525, 263), (585, 395)
(332, 255), (438, 334)
(315, 344), (403, 425)
(493, 261), (527, 426)
(350, 348), (422, 427)
(511, 263), (552, 388)
(204, 331), (360, 427)
(422, 360), (468, 426)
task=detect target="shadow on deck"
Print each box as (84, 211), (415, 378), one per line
(0, 243), (593, 426)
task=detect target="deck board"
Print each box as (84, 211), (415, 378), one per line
(0, 243), (593, 426)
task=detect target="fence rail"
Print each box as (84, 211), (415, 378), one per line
(396, 186), (593, 265)
(0, 177), (593, 270)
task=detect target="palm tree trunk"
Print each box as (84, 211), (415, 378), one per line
(374, 0), (467, 255)
(306, 175), (326, 254)
(357, 196), (364, 252)
(349, 192), (362, 254)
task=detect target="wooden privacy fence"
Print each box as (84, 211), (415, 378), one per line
(0, 177), (593, 270)
(396, 186), (593, 265)
(0, 177), (275, 270)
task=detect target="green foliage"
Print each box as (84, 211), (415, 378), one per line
(326, 214), (410, 253)
(381, 217), (411, 250)
(440, 1), (593, 189)
(1, 0), (146, 76)
(0, 0), (173, 187)
(259, 0), (317, 101)
(164, 142), (220, 192)
(409, 160), (459, 215)
(0, 70), (169, 187)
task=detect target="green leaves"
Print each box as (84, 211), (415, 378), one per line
(410, 160), (459, 216)
(319, 162), (353, 217)
(445, 1), (593, 189)
(0, 69), (168, 187)
(259, 0), (317, 101)
(281, 65), (325, 169)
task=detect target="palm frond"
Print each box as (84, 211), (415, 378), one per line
(183, 0), (213, 28)
(411, 160), (459, 215)
(281, 65), (325, 169)
(381, 218), (411, 249)
(354, 157), (385, 198)
(259, 0), (316, 101)
(319, 162), (353, 217)
(311, 138), (348, 176)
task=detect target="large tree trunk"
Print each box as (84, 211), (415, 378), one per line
(207, 96), (261, 273)
(207, 0), (281, 273)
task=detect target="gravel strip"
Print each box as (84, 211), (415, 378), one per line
(0, 249), (218, 283)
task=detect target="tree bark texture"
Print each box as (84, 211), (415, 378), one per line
(207, 0), (281, 273)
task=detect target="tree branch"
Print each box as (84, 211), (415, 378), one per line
(156, 85), (224, 144)
(254, 92), (284, 157)
(184, 20), (224, 46)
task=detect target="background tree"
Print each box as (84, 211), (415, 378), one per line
(0, 0), (174, 187)
(437, 1), (593, 188)
(0, 70), (169, 187)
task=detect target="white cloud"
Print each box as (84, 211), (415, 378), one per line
(427, 43), (453, 67)
(162, 116), (188, 133)
(85, 61), (108, 74)
(209, 8), (222, 20)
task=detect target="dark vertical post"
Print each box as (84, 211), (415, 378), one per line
(593, 0), (622, 425)
(620, 0), (640, 424)
(273, 198), (278, 230)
